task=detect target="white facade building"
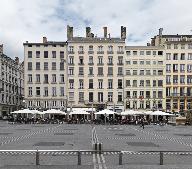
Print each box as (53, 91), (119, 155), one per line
(23, 38), (67, 111)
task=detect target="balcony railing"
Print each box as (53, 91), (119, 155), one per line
(107, 51), (114, 54)
(78, 51), (84, 54)
(97, 51), (104, 54)
(68, 51), (75, 54)
(117, 51), (124, 54)
(88, 51), (94, 54)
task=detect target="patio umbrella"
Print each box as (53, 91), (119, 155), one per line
(69, 109), (89, 115)
(43, 109), (64, 115)
(10, 109), (34, 114)
(95, 109), (115, 115)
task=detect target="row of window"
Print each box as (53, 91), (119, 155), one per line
(125, 80), (163, 87)
(28, 51), (64, 59)
(166, 75), (192, 84)
(28, 87), (65, 97)
(166, 87), (192, 96)
(125, 69), (163, 76)
(166, 53), (192, 60)
(68, 46), (124, 53)
(68, 56), (123, 65)
(0, 94), (21, 104)
(27, 74), (65, 83)
(126, 50), (163, 56)
(166, 43), (192, 50)
(125, 90), (163, 98)
(69, 79), (123, 89)
(68, 67), (123, 76)
(68, 91), (123, 102)
(27, 100), (66, 108)
(166, 64), (192, 72)
(126, 60), (163, 65)
(27, 62), (64, 71)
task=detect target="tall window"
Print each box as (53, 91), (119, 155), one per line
(52, 62), (56, 70)
(98, 79), (103, 89)
(52, 51), (56, 58)
(89, 67), (93, 75)
(44, 51), (48, 58)
(36, 51), (40, 58)
(98, 92), (103, 102)
(118, 92), (122, 102)
(108, 92), (113, 102)
(60, 51), (64, 58)
(36, 62), (40, 70)
(28, 62), (32, 70)
(60, 87), (65, 96)
(28, 87), (32, 96)
(98, 67), (103, 76)
(69, 79), (74, 89)
(28, 74), (32, 83)
(28, 51), (32, 58)
(118, 79), (123, 89)
(36, 74), (40, 83)
(52, 74), (56, 83)
(69, 67), (74, 75)
(44, 87), (48, 97)
(108, 79), (113, 89)
(79, 92), (84, 102)
(52, 87), (57, 96)
(79, 79), (84, 89)
(89, 92), (93, 102)
(60, 62), (64, 70)
(36, 87), (40, 96)
(44, 62), (48, 70)
(60, 74), (64, 83)
(89, 79), (93, 89)
(44, 74), (48, 84)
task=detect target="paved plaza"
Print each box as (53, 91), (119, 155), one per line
(0, 121), (192, 168)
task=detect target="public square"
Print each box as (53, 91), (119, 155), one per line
(0, 121), (192, 168)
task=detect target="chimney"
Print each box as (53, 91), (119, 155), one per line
(0, 44), (3, 55)
(90, 33), (94, 38)
(121, 26), (126, 39)
(108, 33), (111, 39)
(147, 43), (150, 46)
(15, 57), (19, 65)
(158, 28), (163, 46)
(86, 27), (91, 37)
(159, 28), (163, 36)
(67, 25), (73, 39)
(43, 37), (47, 43)
(103, 27), (107, 38)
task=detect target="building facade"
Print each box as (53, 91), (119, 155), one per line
(23, 27), (192, 113)
(124, 46), (165, 111)
(23, 38), (68, 111)
(67, 26), (126, 112)
(151, 29), (192, 112)
(0, 45), (24, 117)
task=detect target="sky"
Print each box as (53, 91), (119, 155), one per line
(1, 0), (192, 60)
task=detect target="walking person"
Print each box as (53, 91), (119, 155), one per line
(141, 117), (145, 129)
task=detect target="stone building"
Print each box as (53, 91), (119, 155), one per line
(0, 45), (24, 117)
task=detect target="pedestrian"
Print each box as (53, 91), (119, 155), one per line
(141, 118), (144, 129)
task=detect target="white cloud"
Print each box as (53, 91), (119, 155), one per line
(1, 0), (192, 60)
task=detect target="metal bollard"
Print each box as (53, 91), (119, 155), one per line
(160, 152), (163, 165)
(36, 151), (40, 165)
(119, 152), (123, 165)
(99, 143), (102, 154)
(78, 151), (81, 165)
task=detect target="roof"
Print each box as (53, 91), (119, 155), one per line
(67, 37), (125, 43)
(125, 46), (163, 50)
(23, 41), (67, 45)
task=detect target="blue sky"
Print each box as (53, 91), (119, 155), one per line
(1, 0), (192, 60)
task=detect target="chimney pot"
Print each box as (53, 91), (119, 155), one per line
(43, 37), (47, 43)
(103, 27), (107, 38)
